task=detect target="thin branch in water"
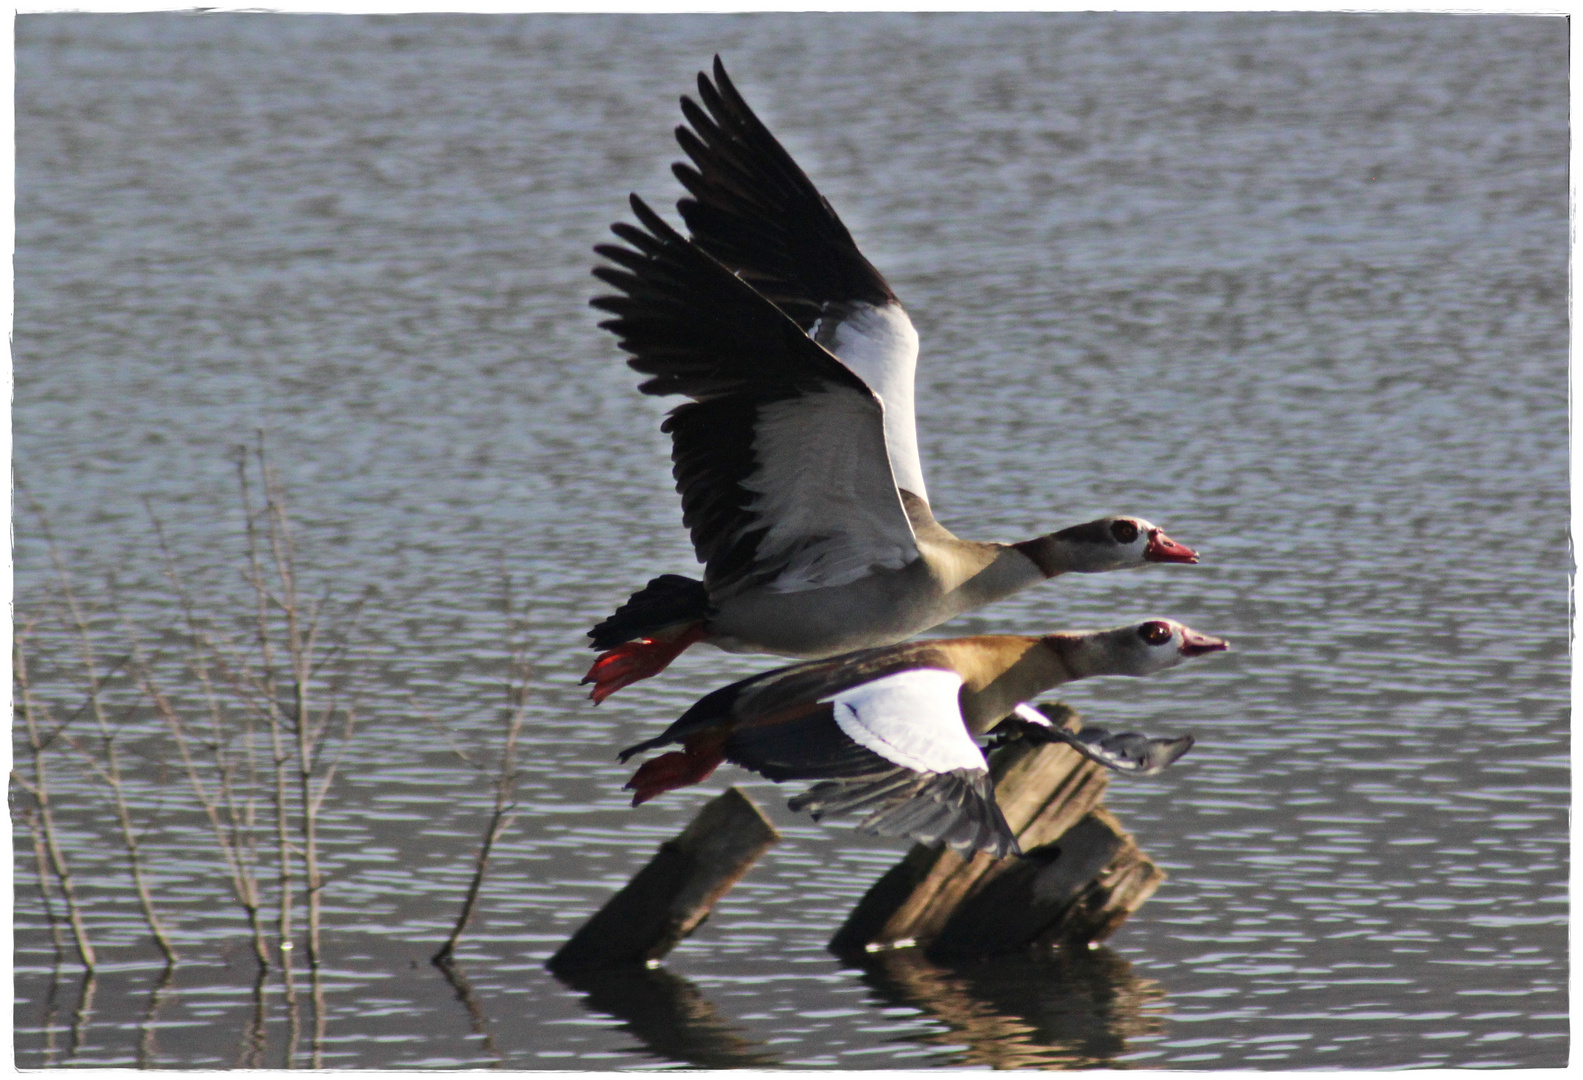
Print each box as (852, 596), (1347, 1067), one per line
(22, 487), (179, 966)
(13, 794), (67, 959)
(434, 588), (532, 966)
(14, 621), (97, 972)
(259, 448), (327, 968)
(131, 639), (272, 970)
(238, 441), (296, 968)
(137, 504), (273, 969)
(244, 436), (363, 970)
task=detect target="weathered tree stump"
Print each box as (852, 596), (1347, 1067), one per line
(830, 706), (1164, 959)
(548, 786), (779, 972)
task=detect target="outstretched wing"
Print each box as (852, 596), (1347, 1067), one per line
(592, 195), (919, 598)
(725, 668), (1017, 857)
(673, 57), (930, 505)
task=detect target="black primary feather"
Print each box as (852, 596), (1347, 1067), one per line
(591, 193), (867, 402)
(673, 57), (896, 327)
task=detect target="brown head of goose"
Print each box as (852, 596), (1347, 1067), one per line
(616, 619), (1229, 857)
(583, 58), (1198, 703)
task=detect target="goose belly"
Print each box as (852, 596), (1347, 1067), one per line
(707, 561), (951, 658)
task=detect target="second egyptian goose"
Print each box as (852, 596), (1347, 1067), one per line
(618, 619), (1229, 857)
(584, 64), (1197, 702)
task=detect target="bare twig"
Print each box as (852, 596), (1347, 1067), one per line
(14, 623), (97, 972)
(236, 436), (364, 970)
(141, 503), (271, 969)
(14, 793), (67, 958)
(259, 449), (326, 968)
(434, 592), (532, 965)
(24, 488), (177, 965)
(237, 443), (296, 968)
(31, 651), (133, 753)
(16, 445), (365, 988)
(135, 651), (271, 968)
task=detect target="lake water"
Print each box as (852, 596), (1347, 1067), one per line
(12, 11), (1569, 1069)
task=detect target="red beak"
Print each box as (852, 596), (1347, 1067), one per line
(1144, 529), (1199, 564)
(1179, 629), (1229, 657)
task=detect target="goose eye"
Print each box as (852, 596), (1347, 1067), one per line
(1110, 520), (1139, 544)
(1138, 620), (1173, 646)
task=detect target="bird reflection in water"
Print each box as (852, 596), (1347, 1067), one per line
(552, 964), (781, 1069)
(853, 945), (1169, 1069)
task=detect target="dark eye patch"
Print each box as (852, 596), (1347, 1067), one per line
(1109, 519), (1139, 544)
(1138, 620), (1173, 645)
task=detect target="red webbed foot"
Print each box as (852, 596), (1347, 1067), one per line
(582, 623), (706, 704)
(624, 739), (725, 806)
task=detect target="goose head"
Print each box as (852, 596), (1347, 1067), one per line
(1055, 618), (1229, 678)
(1048, 516), (1199, 573)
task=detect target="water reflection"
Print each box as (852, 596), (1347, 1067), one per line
(853, 946), (1168, 1069)
(553, 965), (782, 1069)
(238, 969), (270, 1070)
(434, 958), (505, 1066)
(25, 965), (97, 1067)
(135, 966), (177, 1069)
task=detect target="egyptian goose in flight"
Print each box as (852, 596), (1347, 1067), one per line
(618, 619), (1229, 857)
(584, 59), (1198, 703)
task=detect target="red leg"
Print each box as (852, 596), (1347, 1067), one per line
(582, 623), (706, 703)
(624, 740), (725, 806)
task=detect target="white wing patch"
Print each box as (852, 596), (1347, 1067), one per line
(739, 385), (919, 594)
(828, 669), (985, 774)
(819, 301), (928, 504)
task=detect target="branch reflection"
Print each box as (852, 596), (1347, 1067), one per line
(136, 965), (177, 1068)
(434, 957), (505, 1065)
(854, 945), (1169, 1068)
(554, 965), (781, 1069)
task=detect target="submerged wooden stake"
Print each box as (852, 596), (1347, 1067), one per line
(548, 786), (780, 972)
(830, 706), (1164, 959)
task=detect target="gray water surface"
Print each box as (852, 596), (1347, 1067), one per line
(13, 12), (1569, 1069)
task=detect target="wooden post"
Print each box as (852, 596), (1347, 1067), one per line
(1030, 809), (1165, 952)
(548, 787), (779, 972)
(830, 706), (1164, 959)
